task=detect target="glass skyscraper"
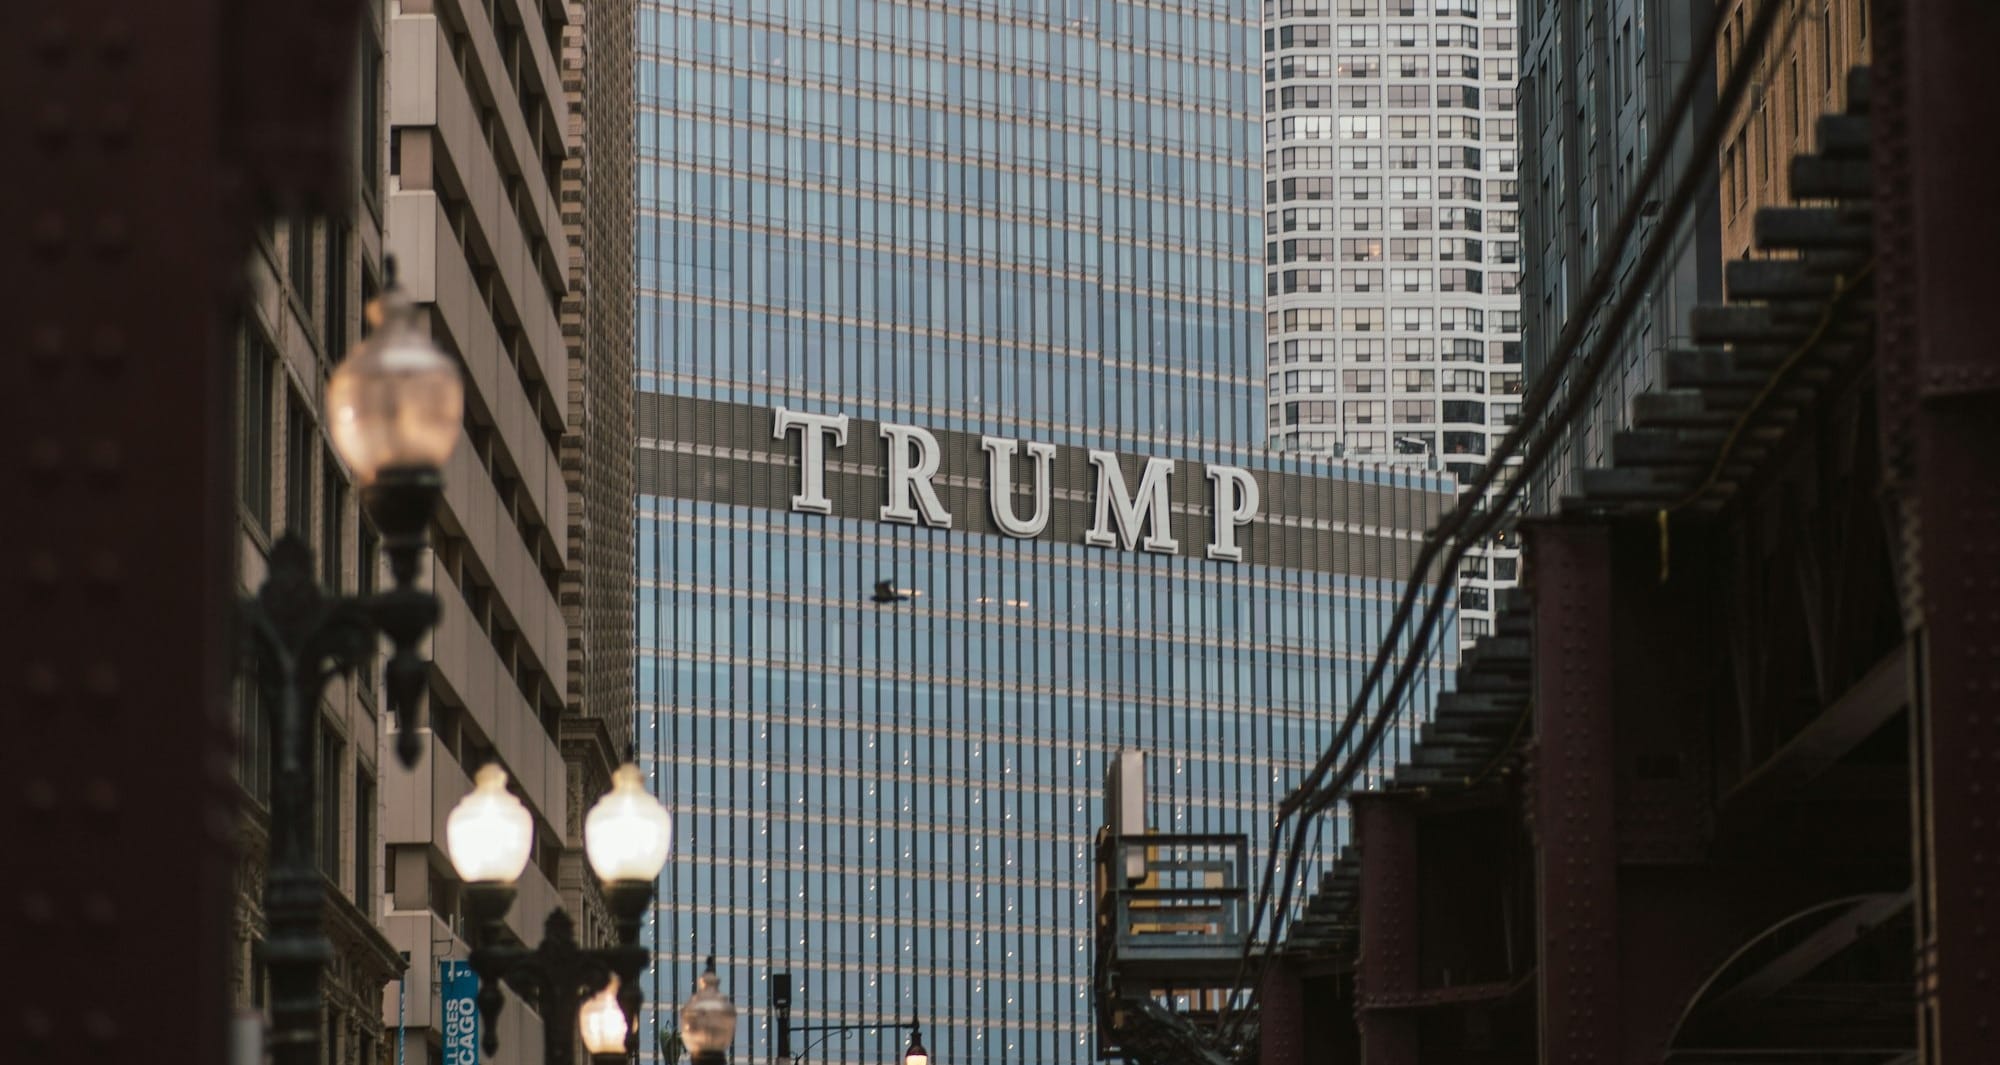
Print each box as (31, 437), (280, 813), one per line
(634, 2), (1456, 1061)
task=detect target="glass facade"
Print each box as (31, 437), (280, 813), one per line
(637, 0), (1265, 454)
(635, 2), (1457, 1062)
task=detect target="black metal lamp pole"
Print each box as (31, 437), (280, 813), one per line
(463, 881), (656, 1065)
(242, 261), (462, 1065)
(242, 469), (442, 1065)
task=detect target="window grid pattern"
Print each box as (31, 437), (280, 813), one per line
(635, 1), (1459, 1061)
(1261, 0), (1522, 637)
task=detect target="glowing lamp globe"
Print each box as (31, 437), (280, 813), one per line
(578, 977), (629, 1055)
(445, 764), (533, 884)
(679, 958), (738, 1057)
(328, 285), (463, 485)
(585, 764), (673, 884)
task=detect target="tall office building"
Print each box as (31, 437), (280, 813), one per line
(376, 0), (627, 1058)
(1518, 0), (1722, 509)
(1260, 0), (1525, 640)
(636, 2), (1456, 1062)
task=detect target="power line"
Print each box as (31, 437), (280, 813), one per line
(1211, 0), (1803, 1041)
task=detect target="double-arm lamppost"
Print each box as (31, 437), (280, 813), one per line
(445, 763), (674, 1065)
(242, 267), (462, 1065)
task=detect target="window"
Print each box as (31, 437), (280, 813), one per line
(361, 41), (382, 199)
(1340, 177), (1382, 200)
(1342, 371), (1385, 394)
(1800, 57), (1816, 140)
(1390, 237), (1431, 261)
(1339, 238), (1382, 261)
(1389, 177), (1433, 200)
(322, 450), (345, 590)
(1390, 146), (1431, 170)
(1391, 268), (1433, 292)
(286, 395), (314, 539)
(237, 673), (271, 805)
(1341, 308), (1385, 332)
(1339, 268), (1382, 292)
(1395, 400), (1436, 423)
(1440, 268), (1484, 292)
(1439, 237), (1482, 262)
(239, 327), (274, 529)
(1338, 147), (1381, 171)
(355, 769), (376, 902)
(1345, 400), (1387, 425)
(1338, 24), (1380, 46)
(1390, 207), (1433, 230)
(1338, 54), (1380, 78)
(1339, 207), (1383, 229)
(356, 524), (379, 698)
(318, 726), (344, 879)
(1281, 206), (1338, 231)
(1393, 338), (1437, 360)
(1437, 84), (1481, 110)
(1338, 85), (1381, 108)
(1395, 55), (1431, 78)
(1440, 307), (1485, 332)
(1342, 339), (1386, 361)
(1339, 115), (1382, 139)
(288, 217), (315, 313)
(324, 224), (348, 355)
(1394, 369), (1436, 393)
(1440, 207), (1483, 231)
(1389, 115), (1431, 139)
(1393, 307), (1435, 332)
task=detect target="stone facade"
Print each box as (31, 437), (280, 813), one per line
(1715, 0), (1871, 265)
(556, 0), (637, 950)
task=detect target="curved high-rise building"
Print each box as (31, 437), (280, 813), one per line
(635, 2), (1458, 1061)
(1260, 0), (1524, 639)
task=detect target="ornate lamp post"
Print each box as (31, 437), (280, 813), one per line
(447, 764), (674, 1065)
(243, 264), (461, 1065)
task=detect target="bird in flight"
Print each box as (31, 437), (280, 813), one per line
(873, 579), (911, 604)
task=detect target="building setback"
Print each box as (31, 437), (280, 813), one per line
(635, 1), (1456, 1061)
(1259, 0), (1527, 640)
(1518, 0), (1723, 510)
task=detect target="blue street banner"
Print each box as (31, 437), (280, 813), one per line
(440, 960), (480, 1065)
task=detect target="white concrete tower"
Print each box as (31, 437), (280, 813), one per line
(1262, 0), (1524, 640)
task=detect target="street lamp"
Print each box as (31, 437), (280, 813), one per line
(448, 763), (673, 1065)
(902, 1023), (929, 1065)
(241, 260), (460, 1065)
(680, 957), (739, 1065)
(767, 973), (933, 1065)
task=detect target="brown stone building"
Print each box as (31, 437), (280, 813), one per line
(555, 0), (638, 950)
(1716, 0), (1872, 264)
(225, 1), (633, 1062)
(229, 3), (405, 1061)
